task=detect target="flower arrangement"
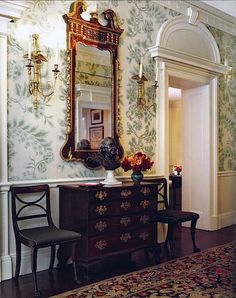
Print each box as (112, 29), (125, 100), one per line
(173, 165), (182, 174)
(121, 151), (154, 173)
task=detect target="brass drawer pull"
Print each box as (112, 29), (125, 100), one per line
(120, 201), (131, 211)
(141, 187), (151, 196)
(120, 190), (132, 198)
(95, 240), (107, 251)
(95, 191), (107, 201)
(140, 214), (150, 224)
(95, 205), (107, 215)
(120, 233), (131, 243)
(140, 200), (150, 209)
(120, 217), (131, 226)
(95, 221), (107, 232)
(139, 231), (150, 241)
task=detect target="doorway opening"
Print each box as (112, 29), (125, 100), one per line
(168, 76), (212, 230)
(149, 14), (229, 230)
(168, 86), (182, 211)
(165, 68), (216, 230)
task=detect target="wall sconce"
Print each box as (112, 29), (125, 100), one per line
(24, 34), (60, 110)
(132, 58), (158, 110)
(226, 66), (235, 81)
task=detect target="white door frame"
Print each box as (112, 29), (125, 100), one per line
(149, 16), (229, 230)
(157, 61), (219, 230)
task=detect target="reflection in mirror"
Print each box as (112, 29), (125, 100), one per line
(61, 1), (123, 168)
(75, 44), (112, 150)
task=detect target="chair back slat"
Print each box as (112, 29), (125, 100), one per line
(143, 177), (169, 209)
(10, 184), (54, 233)
(16, 202), (47, 220)
(17, 214), (47, 221)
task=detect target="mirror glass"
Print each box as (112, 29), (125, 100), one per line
(61, 1), (123, 168)
(75, 44), (112, 151)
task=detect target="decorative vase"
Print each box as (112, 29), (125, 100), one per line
(174, 170), (181, 176)
(131, 171), (143, 185)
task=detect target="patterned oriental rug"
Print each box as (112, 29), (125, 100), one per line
(51, 242), (236, 298)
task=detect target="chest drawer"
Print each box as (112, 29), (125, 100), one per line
(89, 212), (155, 235)
(88, 227), (156, 258)
(88, 185), (157, 203)
(89, 197), (156, 219)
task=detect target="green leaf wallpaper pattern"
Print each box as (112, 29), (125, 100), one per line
(8, 119), (54, 179)
(208, 26), (236, 171)
(123, 1), (168, 161)
(6, 0), (236, 182)
(7, 0), (105, 181)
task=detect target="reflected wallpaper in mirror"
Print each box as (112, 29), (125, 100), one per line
(75, 44), (112, 150)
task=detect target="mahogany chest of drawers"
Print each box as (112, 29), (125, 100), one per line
(58, 182), (158, 270)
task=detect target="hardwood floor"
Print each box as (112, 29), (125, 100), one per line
(1, 225), (236, 298)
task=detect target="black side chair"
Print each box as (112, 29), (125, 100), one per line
(10, 184), (81, 297)
(145, 177), (200, 260)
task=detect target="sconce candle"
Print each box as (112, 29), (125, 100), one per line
(28, 35), (32, 59)
(155, 60), (158, 82)
(55, 47), (59, 65)
(139, 57), (143, 78)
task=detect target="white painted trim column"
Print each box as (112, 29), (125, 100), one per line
(0, 16), (11, 283)
(0, 1), (29, 282)
(0, 17), (8, 185)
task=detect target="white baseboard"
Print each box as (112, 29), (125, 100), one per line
(218, 211), (236, 229)
(1, 247), (58, 281)
(0, 255), (12, 281)
(209, 215), (219, 231)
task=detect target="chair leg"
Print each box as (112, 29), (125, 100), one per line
(15, 240), (21, 278)
(165, 224), (176, 259)
(31, 248), (41, 297)
(71, 241), (80, 284)
(49, 246), (55, 273)
(190, 219), (200, 253)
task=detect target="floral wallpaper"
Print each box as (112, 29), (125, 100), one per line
(208, 26), (236, 171)
(76, 61), (112, 88)
(7, 0), (236, 181)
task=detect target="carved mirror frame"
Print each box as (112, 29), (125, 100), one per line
(61, 1), (123, 168)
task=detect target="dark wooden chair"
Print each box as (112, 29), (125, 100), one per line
(144, 177), (200, 260)
(10, 184), (81, 297)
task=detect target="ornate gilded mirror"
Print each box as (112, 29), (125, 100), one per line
(61, 1), (123, 168)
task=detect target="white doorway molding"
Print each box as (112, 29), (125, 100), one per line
(149, 15), (229, 230)
(149, 15), (228, 73)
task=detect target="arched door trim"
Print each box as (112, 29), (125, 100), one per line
(149, 16), (229, 230)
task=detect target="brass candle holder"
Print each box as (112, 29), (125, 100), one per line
(24, 34), (60, 110)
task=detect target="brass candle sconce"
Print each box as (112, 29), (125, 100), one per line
(132, 58), (158, 110)
(24, 34), (60, 110)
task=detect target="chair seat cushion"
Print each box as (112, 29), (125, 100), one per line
(156, 209), (199, 223)
(19, 226), (81, 248)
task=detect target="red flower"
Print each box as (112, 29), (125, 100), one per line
(173, 165), (182, 172)
(121, 152), (154, 172)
